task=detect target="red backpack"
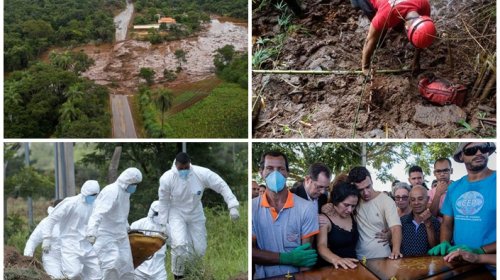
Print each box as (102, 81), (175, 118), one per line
(418, 75), (467, 106)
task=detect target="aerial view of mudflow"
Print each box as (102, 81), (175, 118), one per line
(252, 0), (496, 138)
(5, 0), (248, 138)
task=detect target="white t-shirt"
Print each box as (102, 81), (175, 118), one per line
(355, 192), (401, 259)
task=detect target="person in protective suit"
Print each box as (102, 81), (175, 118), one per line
(130, 200), (168, 280)
(86, 167), (143, 280)
(42, 180), (102, 279)
(24, 200), (64, 278)
(158, 152), (240, 279)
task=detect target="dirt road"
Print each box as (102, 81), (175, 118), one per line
(111, 94), (137, 138)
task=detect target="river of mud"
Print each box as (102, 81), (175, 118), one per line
(81, 17), (247, 95)
(252, 0), (495, 138)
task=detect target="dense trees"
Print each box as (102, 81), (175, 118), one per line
(4, 52), (111, 138)
(134, 0), (247, 19)
(214, 45), (248, 89)
(4, 0), (118, 72)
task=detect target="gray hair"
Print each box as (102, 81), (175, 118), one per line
(392, 182), (411, 197)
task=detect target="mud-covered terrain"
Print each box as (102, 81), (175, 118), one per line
(252, 0), (496, 138)
(82, 18), (247, 95)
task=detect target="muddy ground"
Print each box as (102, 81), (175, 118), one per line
(81, 18), (247, 96)
(4, 246), (52, 280)
(252, 0), (496, 138)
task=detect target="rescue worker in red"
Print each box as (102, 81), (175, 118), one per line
(352, 0), (436, 75)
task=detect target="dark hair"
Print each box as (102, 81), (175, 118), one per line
(391, 180), (401, 187)
(330, 182), (360, 206)
(434, 158), (452, 168)
(259, 151), (289, 172)
(259, 184), (266, 189)
(53, 199), (64, 207)
(307, 163), (332, 181)
(175, 152), (191, 164)
(348, 166), (371, 183)
(408, 165), (423, 175)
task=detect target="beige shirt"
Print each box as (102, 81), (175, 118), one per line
(355, 192), (401, 259)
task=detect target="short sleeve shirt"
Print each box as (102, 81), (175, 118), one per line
(355, 192), (401, 259)
(400, 213), (440, 256)
(369, 0), (431, 30)
(441, 172), (496, 248)
(252, 191), (319, 279)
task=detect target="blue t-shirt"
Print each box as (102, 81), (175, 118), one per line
(441, 171), (496, 248)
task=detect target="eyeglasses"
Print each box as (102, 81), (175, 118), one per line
(394, 196), (409, 201)
(463, 143), (493, 156)
(312, 181), (329, 191)
(434, 168), (451, 174)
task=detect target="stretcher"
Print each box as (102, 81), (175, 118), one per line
(128, 230), (167, 268)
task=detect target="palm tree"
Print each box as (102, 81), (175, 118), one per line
(59, 100), (82, 123)
(63, 83), (85, 101)
(153, 88), (173, 137)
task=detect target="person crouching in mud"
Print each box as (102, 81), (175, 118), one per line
(352, 0), (436, 76)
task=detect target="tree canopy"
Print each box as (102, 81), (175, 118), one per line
(4, 0), (119, 72)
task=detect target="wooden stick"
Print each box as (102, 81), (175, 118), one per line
(252, 69), (412, 75)
(480, 74), (495, 100)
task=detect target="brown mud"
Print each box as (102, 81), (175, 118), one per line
(252, 0), (496, 138)
(4, 246), (51, 280)
(79, 17), (247, 97)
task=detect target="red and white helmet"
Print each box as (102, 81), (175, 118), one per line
(407, 16), (436, 49)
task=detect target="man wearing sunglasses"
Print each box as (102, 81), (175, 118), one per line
(428, 158), (453, 218)
(428, 143), (496, 272)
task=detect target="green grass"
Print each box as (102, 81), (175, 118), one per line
(173, 91), (200, 106)
(165, 82), (247, 138)
(165, 202), (248, 279)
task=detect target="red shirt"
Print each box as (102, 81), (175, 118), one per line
(369, 0), (431, 31)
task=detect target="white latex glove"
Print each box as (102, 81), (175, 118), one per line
(86, 235), (96, 245)
(42, 238), (51, 254)
(160, 224), (172, 246)
(229, 207), (240, 221)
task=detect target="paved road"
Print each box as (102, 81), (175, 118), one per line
(114, 0), (134, 41)
(111, 94), (137, 138)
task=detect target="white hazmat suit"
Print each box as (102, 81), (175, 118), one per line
(43, 180), (102, 280)
(130, 200), (168, 280)
(86, 167), (142, 280)
(158, 161), (240, 277)
(24, 206), (63, 278)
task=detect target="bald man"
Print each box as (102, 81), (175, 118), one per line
(400, 185), (440, 256)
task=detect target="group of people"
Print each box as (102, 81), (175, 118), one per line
(252, 142), (496, 279)
(24, 152), (240, 280)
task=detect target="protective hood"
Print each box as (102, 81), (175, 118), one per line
(148, 200), (160, 218)
(171, 160), (191, 174)
(81, 180), (100, 196)
(47, 206), (54, 215)
(117, 167), (143, 190)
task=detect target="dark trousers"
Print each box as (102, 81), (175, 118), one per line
(351, 0), (376, 20)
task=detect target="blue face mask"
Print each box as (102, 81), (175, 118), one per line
(178, 169), (190, 180)
(265, 171), (287, 193)
(85, 195), (97, 204)
(126, 184), (137, 194)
